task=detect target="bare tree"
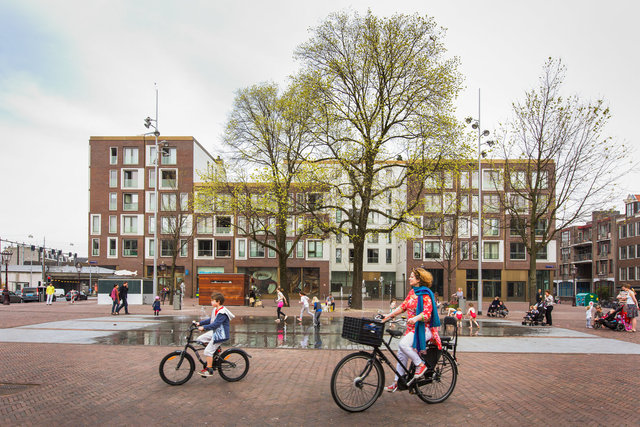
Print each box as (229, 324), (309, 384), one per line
(496, 58), (629, 302)
(294, 10), (465, 308)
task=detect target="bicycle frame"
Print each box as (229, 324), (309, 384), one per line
(175, 325), (215, 370)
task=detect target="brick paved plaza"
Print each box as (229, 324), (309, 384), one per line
(1, 298), (638, 426)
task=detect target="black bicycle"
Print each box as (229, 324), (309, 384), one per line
(330, 316), (458, 412)
(159, 322), (250, 385)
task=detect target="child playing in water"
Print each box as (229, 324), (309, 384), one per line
(466, 302), (479, 329)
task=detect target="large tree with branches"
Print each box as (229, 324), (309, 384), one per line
(294, 10), (465, 309)
(496, 58), (629, 302)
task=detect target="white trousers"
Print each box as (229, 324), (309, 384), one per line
(300, 305), (313, 318)
(395, 329), (431, 381)
(197, 331), (222, 357)
(46, 294), (54, 304)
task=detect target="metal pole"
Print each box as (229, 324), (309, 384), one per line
(153, 85), (159, 295)
(477, 88), (483, 315)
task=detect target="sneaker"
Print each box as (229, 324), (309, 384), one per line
(284, 315), (288, 321)
(414, 364), (427, 378)
(385, 383), (398, 393)
(199, 368), (214, 377)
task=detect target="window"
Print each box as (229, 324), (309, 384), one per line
(307, 241), (323, 258)
(180, 193), (189, 211)
(123, 148), (139, 165)
(387, 232), (392, 244)
(296, 241), (304, 258)
(482, 169), (502, 191)
(286, 240), (293, 255)
(471, 171), (478, 189)
(367, 233), (379, 243)
(482, 194), (500, 213)
(110, 147), (118, 164)
(198, 239), (213, 257)
(108, 238), (117, 257)
(149, 216), (155, 234)
(459, 194), (469, 212)
(458, 217), (470, 237)
(460, 171), (470, 189)
(123, 216), (138, 234)
(216, 240), (231, 257)
(424, 241), (440, 259)
(385, 248), (393, 264)
(123, 193), (138, 211)
(91, 214), (101, 234)
(367, 248), (379, 263)
(148, 238), (154, 257)
(484, 218), (500, 236)
(91, 238), (100, 256)
(510, 242), (526, 260)
(443, 192), (456, 214)
(471, 218), (479, 237)
(533, 170), (548, 189)
(483, 242), (499, 260)
(443, 217), (455, 236)
(109, 193), (117, 210)
(215, 216), (232, 234)
(630, 245), (636, 259)
(109, 170), (117, 188)
(510, 170), (526, 189)
(197, 216), (213, 234)
(460, 241), (470, 260)
(471, 195), (479, 212)
(471, 242), (478, 260)
(424, 194), (441, 212)
(149, 169), (156, 188)
(161, 217), (176, 234)
(335, 209), (342, 224)
(536, 244), (548, 260)
(123, 169), (139, 188)
(161, 240), (175, 257)
(109, 215), (117, 233)
(510, 217), (525, 237)
(336, 248), (342, 263)
(250, 241), (265, 257)
(386, 209), (393, 224)
(161, 193), (177, 211)
(237, 239), (246, 258)
(147, 192), (156, 212)
(122, 239), (138, 256)
(509, 194), (527, 213)
(535, 219), (548, 236)
(424, 217), (441, 236)
(349, 248), (355, 262)
(148, 146), (157, 166)
(179, 239), (188, 257)
(307, 193), (322, 211)
(267, 240), (276, 258)
(336, 233), (342, 244)
(413, 241), (422, 259)
(161, 147), (177, 165)
(443, 242), (452, 260)
(160, 169), (177, 189)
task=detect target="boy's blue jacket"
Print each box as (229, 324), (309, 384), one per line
(199, 306), (235, 343)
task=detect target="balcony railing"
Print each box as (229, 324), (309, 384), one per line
(215, 249), (232, 257)
(574, 253), (592, 261)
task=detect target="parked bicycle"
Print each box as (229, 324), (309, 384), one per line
(330, 316), (458, 412)
(159, 321), (250, 385)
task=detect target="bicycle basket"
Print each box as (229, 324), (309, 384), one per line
(341, 317), (385, 346)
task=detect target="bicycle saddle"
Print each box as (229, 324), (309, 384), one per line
(387, 329), (403, 338)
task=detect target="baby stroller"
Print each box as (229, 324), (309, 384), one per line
(522, 302), (546, 326)
(593, 304), (625, 331)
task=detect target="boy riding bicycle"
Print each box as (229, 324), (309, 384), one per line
(195, 292), (235, 377)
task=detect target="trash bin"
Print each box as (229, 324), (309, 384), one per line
(576, 293), (587, 306)
(173, 290), (181, 310)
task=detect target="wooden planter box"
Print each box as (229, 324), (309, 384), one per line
(198, 273), (250, 306)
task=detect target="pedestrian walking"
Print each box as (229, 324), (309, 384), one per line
(46, 282), (55, 305)
(298, 291), (313, 322)
(619, 284), (637, 332)
(116, 282), (129, 314)
(160, 287), (166, 305)
(275, 286), (288, 323)
(2, 287), (10, 305)
(110, 284), (119, 315)
(544, 290), (554, 326)
(152, 296), (161, 316)
(70, 289), (78, 304)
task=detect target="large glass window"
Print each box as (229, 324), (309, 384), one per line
(424, 241), (440, 259)
(123, 147), (139, 164)
(536, 244), (548, 260)
(109, 215), (117, 233)
(123, 170), (139, 188)
(484, 218), (500, 236)
(91, 214), (100, 234)
(161, 240), (175, 257)
(510, 242), (526, 260)
(161, 193), (177, 211)
(109, 193), (117, 211)
(161, 147), (177, 165)
(110, 147), (118, 164)
(307, 240), (323, 258)
(108, 238), (117, 257)
(215, 216), (232, 234)
(122, 239), (138, 256)
(335, 248), (342, 263)
(160, 169), (177, 189)
(460, 241), (470, 260)
(367, 248), (379, 263)
(424, 194), (441, 212)
(296, 241), (304, 258)
(197, 216), (213, 234)
(483, 242), (499, 260)
(237, 239), (246, 258)
(198, 239), (213, 257)
(123, 193), (138, 211)
(250, 241), (265, 257)
(91, 238), (99, 256)
(216, 240), (231, 257)
(413, 241), (422, 259)
(109, 170), (117, 188)
(123, 216), (138, 234)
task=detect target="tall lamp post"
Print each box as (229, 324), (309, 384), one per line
(144, 85), (160, 294)
(466, 89), (493, 315)
(2, 249), (12, 290)
(571, 264), (577, 306)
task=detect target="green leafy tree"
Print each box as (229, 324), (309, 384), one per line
(294, 10), (465, 309)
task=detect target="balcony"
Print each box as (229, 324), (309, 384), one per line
(574, 252), (592, 263)
(215, 249), (232, 257)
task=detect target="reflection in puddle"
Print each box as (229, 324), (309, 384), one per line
(92, 316), (557, 348)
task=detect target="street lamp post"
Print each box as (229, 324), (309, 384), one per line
(144, 86), (160, 295)
(571, 264), (578, 306)
(466, 89), (493, 315)
(2, 249), (12, 290)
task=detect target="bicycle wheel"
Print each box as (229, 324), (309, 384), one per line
(217, 349), (250, 382)
(159, 351), (195, 386)
(414, 351), (457, 404)
(593, 321), (601, 329)
(330, 351), (384, 412)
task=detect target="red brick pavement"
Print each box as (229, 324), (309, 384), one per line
(1, 298), (639, 426)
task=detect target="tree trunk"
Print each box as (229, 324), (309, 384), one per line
(351, 238), (365, 310)
(528, 245), (537, 304)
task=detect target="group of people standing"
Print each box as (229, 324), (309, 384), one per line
(109, 282), (129, 315)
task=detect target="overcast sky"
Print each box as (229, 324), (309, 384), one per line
(1, 0), (637, 257)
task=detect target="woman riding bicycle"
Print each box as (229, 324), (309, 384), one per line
(381, 268), (441, 392)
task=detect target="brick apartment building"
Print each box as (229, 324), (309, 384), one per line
(617, 194), (640, 291)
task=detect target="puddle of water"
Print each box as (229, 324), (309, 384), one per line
(91, 316), (561, 348)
